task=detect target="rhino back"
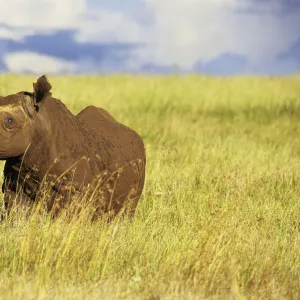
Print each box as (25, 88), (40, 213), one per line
(77, 106), (145, 168)
(76, 106), (146, 215)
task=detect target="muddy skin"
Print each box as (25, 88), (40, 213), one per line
(0, 76), (146, 220)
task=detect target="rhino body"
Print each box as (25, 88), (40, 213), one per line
(0, 76), (146, 219)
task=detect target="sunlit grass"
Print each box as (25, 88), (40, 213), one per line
(1, 74), (300, 299)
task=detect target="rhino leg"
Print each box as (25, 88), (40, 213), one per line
(1, 188), (34, 221)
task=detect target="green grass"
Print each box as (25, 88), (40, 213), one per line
(1, 74), (300, 299)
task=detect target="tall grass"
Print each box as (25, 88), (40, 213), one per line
(1, 74), (300, 299)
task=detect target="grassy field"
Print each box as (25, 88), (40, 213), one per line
(1, 74), (300, 299)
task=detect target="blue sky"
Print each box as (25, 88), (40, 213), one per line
(0, 0), (299, 75)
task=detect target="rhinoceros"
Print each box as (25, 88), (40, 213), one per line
(0, 75), (146, 219)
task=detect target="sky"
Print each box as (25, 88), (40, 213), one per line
(0, 0), (299, 75)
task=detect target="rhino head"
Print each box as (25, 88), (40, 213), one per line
(0, 75), (51, 159)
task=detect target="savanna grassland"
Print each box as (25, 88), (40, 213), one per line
(1, 74), (300, 299)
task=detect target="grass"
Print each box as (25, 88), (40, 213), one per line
(1, 74), (300, 299)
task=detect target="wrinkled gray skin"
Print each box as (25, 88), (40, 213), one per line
(0, 75), (146, 220)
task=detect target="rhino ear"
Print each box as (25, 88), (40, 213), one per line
(22, 93), (37, 118)
(33, 75), (52, 103)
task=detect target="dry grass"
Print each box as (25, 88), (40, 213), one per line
(1, 74), (300, 299)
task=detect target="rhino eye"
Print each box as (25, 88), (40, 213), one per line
(5, 117), (15, 129)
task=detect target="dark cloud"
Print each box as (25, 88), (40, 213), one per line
(193, 50), (299, 76)
(0, 30), (138, 61)
(0, 29), (144, 73)
(194, 53), (248, 76)
(138, 63), (178, 74)
(0, 25), (299, 75)
(235, 0), (300, 15)
(278, 37), (300, 63)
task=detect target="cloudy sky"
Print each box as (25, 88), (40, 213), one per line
(0, 0), (299, 75)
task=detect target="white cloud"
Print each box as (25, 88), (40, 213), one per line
(75, 10), (144, 44)
(0, 27), (36, 41)
(4, 52), (77, 74)
(0, 0), (299, 72)
(0, 0), (86, 32)
(137, 0), (300, 69)
(0, 0), (141, 44)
